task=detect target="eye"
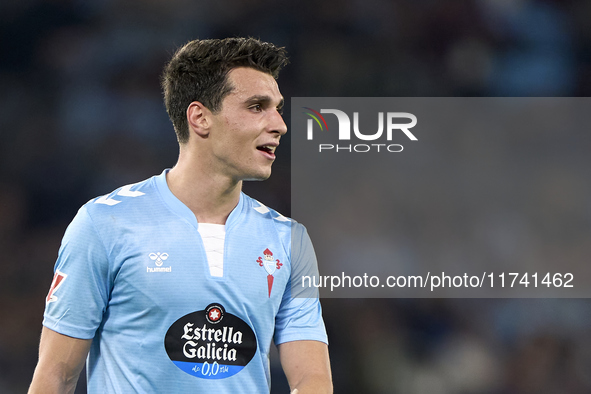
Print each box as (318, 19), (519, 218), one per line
(277, 106), (284, 115)
(250, 104), (262, 112)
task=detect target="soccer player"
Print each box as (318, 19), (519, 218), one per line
(28, 37), (332, 394)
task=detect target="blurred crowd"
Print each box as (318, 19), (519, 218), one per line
(1, 0), (590, 392)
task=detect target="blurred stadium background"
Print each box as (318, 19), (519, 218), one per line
(1, 0), (591, 392)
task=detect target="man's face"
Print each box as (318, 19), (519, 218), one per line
(207, 67), (287, 182)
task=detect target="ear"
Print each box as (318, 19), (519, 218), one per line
(186, 101), (211, 138)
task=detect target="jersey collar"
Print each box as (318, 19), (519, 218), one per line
(154, 169), (245, 230)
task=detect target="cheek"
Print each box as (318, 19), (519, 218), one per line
(225, 138), (253, 161)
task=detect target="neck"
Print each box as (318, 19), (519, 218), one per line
(166, 148), (242, 225)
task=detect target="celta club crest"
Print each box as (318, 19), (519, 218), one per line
(256, 248), (282, 297)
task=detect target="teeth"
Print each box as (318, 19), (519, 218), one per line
(261, 145), (276, 152)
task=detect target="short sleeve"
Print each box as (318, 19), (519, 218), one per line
(274, 223), (328, 345)
(43, 206), (112, 339)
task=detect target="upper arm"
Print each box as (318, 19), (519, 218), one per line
(44, 206), (111, 338)
(274, 224), (327, 345)
(278, 340), (332, 394)
(29, 326), (92, 394)
(276, 223), (331, 393)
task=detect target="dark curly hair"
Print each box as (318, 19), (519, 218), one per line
(161, 37), (289, 144)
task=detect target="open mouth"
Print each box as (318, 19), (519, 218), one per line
(257, 145), (277, 159)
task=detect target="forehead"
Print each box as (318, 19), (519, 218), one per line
(225, 67), (282, 104)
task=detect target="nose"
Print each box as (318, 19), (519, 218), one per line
(270, 109), (287, 136)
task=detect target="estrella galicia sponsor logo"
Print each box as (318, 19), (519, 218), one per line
(164, 303), (256, 380)
(205, 304), (223, 324)
(302, 107), (417, 153)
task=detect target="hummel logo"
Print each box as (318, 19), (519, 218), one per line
(149, 252), (169, 266)
(95, 184), (145, 206)
(253, 200), (291, 222)
(147, 252), (172, 273)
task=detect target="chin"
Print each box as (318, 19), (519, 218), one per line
(243, 174), (271, 182)
(242, 169), (272, 181)
(238, 164), (274, 182)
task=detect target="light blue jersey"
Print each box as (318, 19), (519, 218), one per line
(43, 170), (327, 393)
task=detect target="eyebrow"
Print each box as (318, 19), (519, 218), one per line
(245, 95), (284, 109)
